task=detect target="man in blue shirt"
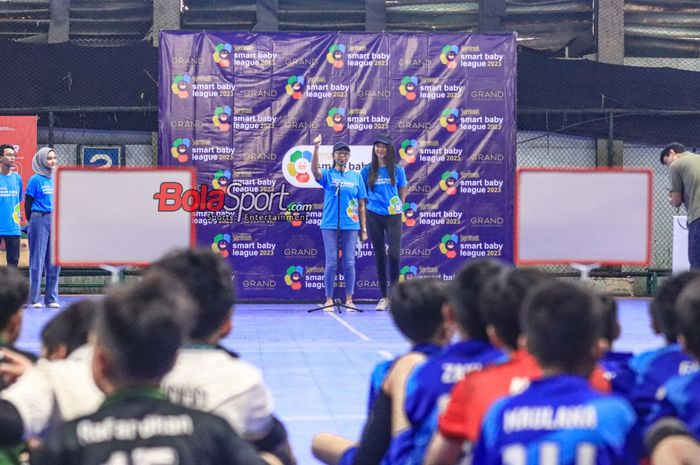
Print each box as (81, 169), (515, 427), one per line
(0, 145), (23, 267)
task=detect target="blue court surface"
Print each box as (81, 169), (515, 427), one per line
(16, 297), (660, 465)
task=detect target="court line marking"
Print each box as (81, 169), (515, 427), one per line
(327, 312), (370, 341)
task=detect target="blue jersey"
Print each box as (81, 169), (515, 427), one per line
(0, 172), (22, 235)
(25, 174), (53, 213)
(618, 344), (697, 418)
(360, 165), (407, 216)
(386, 340), (503, 465)
(319, 168), (367, 230)
(600, 351), (633, 386)
(474, 375), (637, 465)
(647, 369), (700, 440)
(367, 343), (441, 414)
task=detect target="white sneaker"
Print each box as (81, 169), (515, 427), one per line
(345, 301), (357, 312)
(31, 303), (43, 308)
(47, 302), (61, 308)
(375, 298), (389, 311)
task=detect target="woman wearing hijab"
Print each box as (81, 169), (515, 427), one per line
(25, 147), (60, 308)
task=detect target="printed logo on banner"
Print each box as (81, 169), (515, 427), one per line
(212, 169), (232, 190)
(439, 234), (459, 259)
(399, 76), (419, 101)
(285, 76), (305, 100)
(440, 45), (459, 69)
(286, 150), (313, 184)
(213, 43), (232, 68)
(402, 202), (418, 227)
(212, 106), (232, 131)
(439, 108), (459, 132)
(170, 138), (191, 163)
(346, 199), (359, 221)
(284, 209), (304, 227)
(327, 44), (346, 68)
(326, 107), (346, 132)
(399, 139), (419, 163)
(400, 265), (418, 281)
(171, 74), (191, 99)
(284, 266), (304, 290)
(211, 233), (231, 258)
(241, 266), (277, 291)
(439, 171), (459, 195)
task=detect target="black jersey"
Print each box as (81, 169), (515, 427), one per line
(33, 391), (267, 465)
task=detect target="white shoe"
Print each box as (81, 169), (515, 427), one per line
(31, 303), (43, 308)
(47, 302), (61, 308)
(375, 298), (389, 311)
(345, 301), (357, 312)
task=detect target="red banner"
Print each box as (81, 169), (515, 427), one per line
(0, 115), (37, 225)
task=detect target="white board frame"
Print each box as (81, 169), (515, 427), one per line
(53, 167), (196, 266)
(515, 168), (652, 266)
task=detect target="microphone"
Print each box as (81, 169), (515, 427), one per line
(339, 162), (345, 175)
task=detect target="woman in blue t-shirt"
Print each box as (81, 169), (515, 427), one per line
(25, 147), (60, 308)
(360, 135), (407, 311)
(311, 135), (367, 311)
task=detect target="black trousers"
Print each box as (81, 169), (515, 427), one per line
(1, 235), (20, 267)
(366, 211), (402, 297)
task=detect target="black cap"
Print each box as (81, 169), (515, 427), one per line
(373, 134), (392, 145)
(333, 142), (351, 153)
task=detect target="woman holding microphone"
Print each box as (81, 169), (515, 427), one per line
(311, 135), (367, 311)
(25, 147), (60, 308)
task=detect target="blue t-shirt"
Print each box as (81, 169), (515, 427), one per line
(319, 168), (367, 230)
(646, 369), (700, 440)
(474, 375), (637, 465)
(0, 172), (23, 235)
(387, 340), (503, 465)
(360, 165), (407, 216)
(25, 174), (53, 213)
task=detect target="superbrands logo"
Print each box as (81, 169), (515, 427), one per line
(285, 266), (304, 290)
(399, 76), (419, 101)
(213, 43), (232, 68)
(327, 44), (346, 68)
(286, 76), (305, 99)
(170, 138), (190, 163)
(211, 233), (231, 257)
(400, 265), (418, 281)
(402, 202), (418, 227)
(212, 106), (232, 131)
(399, 139), (418, 163)
(171, 74), (191, 99)
(439, 234), (459, 259)
(440, 45), (459, 69)
(439, 171), (459, 195)
(326, 107), (346, 132)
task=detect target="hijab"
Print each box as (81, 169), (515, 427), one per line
(32, 147), (55, 177)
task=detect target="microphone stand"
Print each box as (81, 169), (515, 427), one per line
(309, 164), (363, 313)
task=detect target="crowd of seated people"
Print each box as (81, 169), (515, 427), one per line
(0, 251), (698, 465)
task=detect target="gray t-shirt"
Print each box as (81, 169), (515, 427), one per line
(670, 152), (700, 223)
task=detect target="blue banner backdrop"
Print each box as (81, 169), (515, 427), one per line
(159, 31), (516, 301)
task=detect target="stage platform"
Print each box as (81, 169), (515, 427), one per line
(17, 297), (660, 465)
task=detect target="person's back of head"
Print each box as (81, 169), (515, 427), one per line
(522, 279), (603, 378)
(0, 267), (29, 344)
(675, 276), (700, 359)
(449, 259), (507, 341)
(650, 271), (700, 344)
(94, 272), (195, 390)
(390, 278), (448, 344)
(598, 292), (621, 347)
(478, 267), (552, 351)
(40, 299), (98, 360)
(146, 247), (234, 341)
